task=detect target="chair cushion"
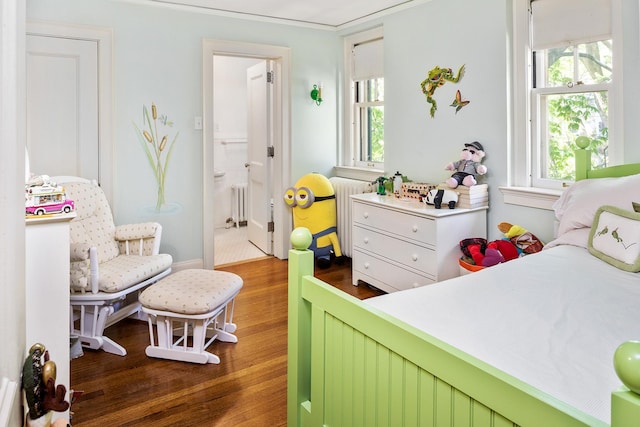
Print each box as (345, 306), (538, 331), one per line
(139, 269), (243, 315)
(64, 180), (120, 264)
(98, 254), (173, 292)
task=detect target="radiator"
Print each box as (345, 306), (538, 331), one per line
(231, 183), (248, 228)
(329, 177), (374, 257)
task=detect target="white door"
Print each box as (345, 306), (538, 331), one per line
(26, 34), (99, 182)
(246, 61), (273, 255)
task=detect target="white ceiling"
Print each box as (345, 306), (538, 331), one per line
(148, 0), (423, 28)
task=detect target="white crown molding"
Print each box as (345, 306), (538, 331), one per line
(112, 0), (431, 31)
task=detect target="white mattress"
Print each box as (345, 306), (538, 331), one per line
(365, 245), (640, 423)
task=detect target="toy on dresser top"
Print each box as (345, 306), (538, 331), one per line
(445, 141), (487, 189)
(25, 175), (76, 216)
(401, 182), (437, 200)
(374, 172), (410, 196)
(422, 184), (489, 209)
(410, 140), (490, 210)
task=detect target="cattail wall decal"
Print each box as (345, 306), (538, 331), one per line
(133, 103), (179, 210)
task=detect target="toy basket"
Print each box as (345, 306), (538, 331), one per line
(458, 237), (488, 275)
(459, 257), (485, 275)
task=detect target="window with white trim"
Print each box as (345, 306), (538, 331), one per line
(514, 0), (618, 190)
(343, 28), (384, 171)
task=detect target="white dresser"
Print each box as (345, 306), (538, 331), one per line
(351, 193), (487, 293)
(25, 212), (74, 422)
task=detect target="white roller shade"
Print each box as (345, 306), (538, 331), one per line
(531, 0), (611, 50)
(352, 38), (383, 81)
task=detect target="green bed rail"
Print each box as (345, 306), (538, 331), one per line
(287, 237), (607, 426)
(575, 148), (640, 180)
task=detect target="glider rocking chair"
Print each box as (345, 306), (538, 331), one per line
(57, 176), (173, 356)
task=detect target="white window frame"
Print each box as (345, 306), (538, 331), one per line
(531, 43), (612, 190)
(503, 0), (623, 209)
(338, 27), (384, 180)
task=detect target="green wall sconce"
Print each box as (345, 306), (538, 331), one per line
(310, 83), (323, 106)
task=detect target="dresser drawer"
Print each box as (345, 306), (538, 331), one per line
(353, 201), (436, 245)
(353, 249), (435, 292)
(353, 225), (436, 275)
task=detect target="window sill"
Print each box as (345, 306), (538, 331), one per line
(499, 186), (562, 211)
(334, 166), (383, 182)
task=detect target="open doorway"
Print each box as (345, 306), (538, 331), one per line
(211, 55), (267, 266)
(202, 40), (292, 270)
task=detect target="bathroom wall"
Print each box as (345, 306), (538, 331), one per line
(212, 56), (262, 229)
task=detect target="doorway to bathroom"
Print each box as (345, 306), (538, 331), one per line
(202, 40), (292, 269)
(211, 55), (267, 266)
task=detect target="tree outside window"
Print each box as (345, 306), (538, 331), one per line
(355, 77), (384, 165)
(534, 40), (612, 182)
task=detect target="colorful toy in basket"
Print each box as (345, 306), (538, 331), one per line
(459, 222), (544, 268)
(445, 141), (487, 188)
(284, 173), (343, 268)
(497, 221), (544, 255)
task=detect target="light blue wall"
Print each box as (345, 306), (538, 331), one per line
(341, 0), (550, 242)
(344, 0), (640, 244)
(384, 0), (539, 242)
(27, 0), (640, 260)
(27, 0), (341, 262)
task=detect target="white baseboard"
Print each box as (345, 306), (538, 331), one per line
(0, 377), (18, 427)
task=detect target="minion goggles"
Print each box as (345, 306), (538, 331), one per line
(284, 186), (335, 208)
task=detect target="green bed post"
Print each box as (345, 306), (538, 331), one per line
(612, 389), (640, 427)
(574, 137), (591, 181)
(287, 228), (314, 427)
(575, 149), (591, 181)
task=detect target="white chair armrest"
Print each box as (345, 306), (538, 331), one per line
(115, 222), (163, 255)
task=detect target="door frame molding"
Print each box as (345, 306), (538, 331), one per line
(202, 39), (291, 269)
(26, 21), (114, 204)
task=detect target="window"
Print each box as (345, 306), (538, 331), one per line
(343, 28), (384, 171)
(512, 0), (620, 192)
(532, 40), (612, 187)
(354, 76), (384, 166)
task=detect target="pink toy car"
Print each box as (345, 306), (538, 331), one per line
(25, 184), (75, 215)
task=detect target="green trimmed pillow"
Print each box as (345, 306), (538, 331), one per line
(588, 205), (640, 272)
(633, 202), (640, 213)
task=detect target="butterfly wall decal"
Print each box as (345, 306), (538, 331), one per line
(450, 90), (470, 113)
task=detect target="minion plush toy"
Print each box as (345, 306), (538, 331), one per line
(284, 173), (342, 268)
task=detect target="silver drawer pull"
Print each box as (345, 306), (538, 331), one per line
(412, 225), (418, 232)
(364, 262), (370, 269)
(412, 254), (418, 261)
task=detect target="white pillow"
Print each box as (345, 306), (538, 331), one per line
(553, 173), (640, 238)
(588, 205), (640, 272)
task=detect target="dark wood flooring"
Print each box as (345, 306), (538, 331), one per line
(69, 256), (383, 426)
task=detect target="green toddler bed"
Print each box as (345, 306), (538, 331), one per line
(287, 150), (640, 426)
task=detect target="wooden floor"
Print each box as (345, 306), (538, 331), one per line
(69, 257), (384, 426)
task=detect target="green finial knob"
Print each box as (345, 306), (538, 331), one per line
(290, 227), (312, 250)
(575, 136), (591, 149)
